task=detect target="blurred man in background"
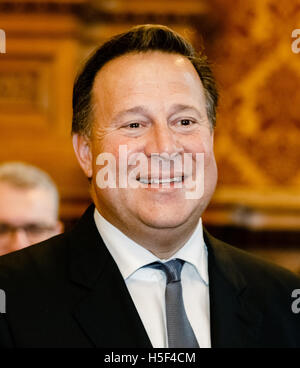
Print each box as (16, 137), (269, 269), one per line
(0, 162), (63, 256)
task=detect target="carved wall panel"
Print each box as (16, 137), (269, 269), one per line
(0, 10), (90, 219)
(202, 0), (300, 230)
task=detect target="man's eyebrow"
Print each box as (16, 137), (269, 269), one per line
(168, 104), (204, 120)
(111, 106), (150, 124)
(111, 104), (204, 124)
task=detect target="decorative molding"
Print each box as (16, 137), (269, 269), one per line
(79, 2), (214, 31)
(0, 0), (214, 30)
(0, 70), (39, 105)
(0, 1), (84, 14)
(203, 204), (300, 231)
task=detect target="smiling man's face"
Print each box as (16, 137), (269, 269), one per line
(75, 51), (218, 241)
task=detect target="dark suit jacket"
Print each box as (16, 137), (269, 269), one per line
(0, 205), (300, 348)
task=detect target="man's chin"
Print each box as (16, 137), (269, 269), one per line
(138, 210), (196, 230)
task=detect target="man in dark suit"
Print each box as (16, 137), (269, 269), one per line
(0, 25), (300, 348)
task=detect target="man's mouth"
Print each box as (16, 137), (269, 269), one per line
(137, 176), (184, 185)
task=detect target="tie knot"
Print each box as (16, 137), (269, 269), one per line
(148, 259), (184, 284)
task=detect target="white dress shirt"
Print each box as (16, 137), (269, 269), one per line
(94, 209), (211, 348)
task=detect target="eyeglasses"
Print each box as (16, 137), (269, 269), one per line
(0, 222), (56, 240)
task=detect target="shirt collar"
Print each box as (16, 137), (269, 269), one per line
(93, 208), (208, 285)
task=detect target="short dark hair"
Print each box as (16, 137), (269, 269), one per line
(72, 24), (218, 136)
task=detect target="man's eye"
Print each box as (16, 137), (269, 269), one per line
(128, 122), (141, 128)
(179, 119), (194, 126)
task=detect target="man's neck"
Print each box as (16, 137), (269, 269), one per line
(94, 206), (200, 260)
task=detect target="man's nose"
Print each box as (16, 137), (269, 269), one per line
(145, 123), (183, 156)
(9, 229), (30, 251)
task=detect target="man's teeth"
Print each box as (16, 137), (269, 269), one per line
(139, 177), (182, 184)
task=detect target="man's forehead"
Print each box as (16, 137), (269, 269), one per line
(0, 183), (56, 221)
(91, 51), (204, 112)
(89, 52), (207, 130)
(93, 51), (199, 88)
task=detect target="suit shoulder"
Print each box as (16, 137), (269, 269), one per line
(0, 231), (70, 285)
(206, 231), (300, 290)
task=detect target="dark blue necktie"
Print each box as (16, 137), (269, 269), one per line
(148, 259), (199, 348)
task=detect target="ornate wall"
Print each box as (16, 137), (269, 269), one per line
(206, 0), (300, 232)
(0, 0), (90, 219)
(204, 0), (300, 272)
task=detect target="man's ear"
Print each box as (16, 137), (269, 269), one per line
(53, 220), (64, 235)
(72, 134), (93, 178)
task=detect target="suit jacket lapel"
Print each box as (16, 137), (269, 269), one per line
(68, 205), (152, 348)
(204, 230), (263, 348)
(67, 205), (263, 348)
